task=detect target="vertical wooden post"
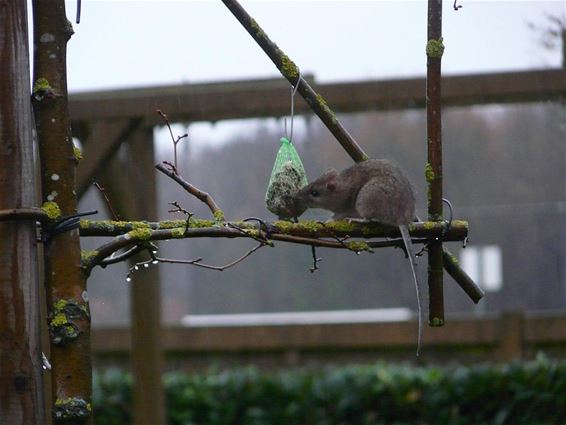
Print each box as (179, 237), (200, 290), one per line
(0, 2), (45, 423)
(128, 127), (166, 425)
(426, 0), (445, 326)
(496, 311), (524, 362)
(94, 124), (166, 425)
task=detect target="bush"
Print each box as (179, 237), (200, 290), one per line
(94, 357), (566, 425)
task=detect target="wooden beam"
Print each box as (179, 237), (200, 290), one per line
(69, 69), (566, 124)
(92, 318), (498, 353)
(92, 312), (566, 366)
(75, 119), (141, 198)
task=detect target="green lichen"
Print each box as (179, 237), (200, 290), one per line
(81, 250), (98, 265)
(54, 397), (92, 420)
(213, 210), (225, 222)
(444, 251), (459, 266)
(346, 240), (371, 253)
(273, 220), (296, 234)
(127, 227), (152, 241)
(158, 220), (186, 229)
(325, 220), (357, 233)
(42, 201), (62, 220)
(49, 298), (88, 345)
(32, 77), (52, 93)
(303, 220), (325, 233)
(170, 227), (186, 238)
(250, 19), (266, 39)
(360, 154), (371, 162)
(131, 221), (151, 230)
(73, 145), (83, 162)
(189, 219), (215, 228)
(426, 37), (445, 58)
(425, 163), (435, 183)
(422, 221), (436, 230)
(315, 94), (337, 124)
(50, 313), (68, 327)
(429, 317), (445, 327)
(281, 54), (299, 79)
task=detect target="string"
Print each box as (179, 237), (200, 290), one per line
(285, 71), (302, 143)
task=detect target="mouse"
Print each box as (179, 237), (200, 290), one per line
(294, 159), (423, 355)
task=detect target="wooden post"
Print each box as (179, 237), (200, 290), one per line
(496, 311), (524, 362)
(0, 2), (45, 423)
(128, 127), (166, 425)
(94, 125), (166, 425)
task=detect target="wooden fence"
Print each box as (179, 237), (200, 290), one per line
(92, 310), (566, 371)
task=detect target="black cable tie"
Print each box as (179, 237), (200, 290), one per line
(43, 209), (98, 243)
(243, 217), (271, 240)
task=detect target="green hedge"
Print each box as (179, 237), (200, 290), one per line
(94, 357), (566, 425)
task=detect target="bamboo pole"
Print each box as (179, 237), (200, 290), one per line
(426, 0), (445, 326)
(0, 2), (45, 423)
(32, 1), (93, 423)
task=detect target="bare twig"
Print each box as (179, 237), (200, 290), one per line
(309, 246), (322, 273)
(156, 242), (264, 271)
(168, 201), (194, 233)
(93, 181), (120, 220)
(125, 241), (265, 282)
(155, 163), (222, 219)
(76, 0), (82, 23)
(157, 109), (188, 173)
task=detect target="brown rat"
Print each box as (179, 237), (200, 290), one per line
(294, 159), (415, 224)
(294, 159), (423, 355)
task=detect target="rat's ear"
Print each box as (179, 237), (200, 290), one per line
(326, 181), (337, 192)
(323, 169), (337, 191)
(323, 168), (338, 178)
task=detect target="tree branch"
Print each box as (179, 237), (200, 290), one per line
(155, 163), (223, 220)
(426, 0), (445, 326)
(80, 219), (469, 275)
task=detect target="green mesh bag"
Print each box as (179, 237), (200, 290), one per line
(265, 137), (308, 219)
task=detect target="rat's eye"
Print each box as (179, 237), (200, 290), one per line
(310, 189), (320, 197)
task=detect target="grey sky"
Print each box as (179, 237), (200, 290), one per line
(60, 1), (564, 92)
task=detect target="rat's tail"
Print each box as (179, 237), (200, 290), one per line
(399, 224), (423, 356)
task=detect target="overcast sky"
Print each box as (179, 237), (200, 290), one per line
(51, 1), (565, 93)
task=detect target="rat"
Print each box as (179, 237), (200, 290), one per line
(294, 159), (423, 355)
